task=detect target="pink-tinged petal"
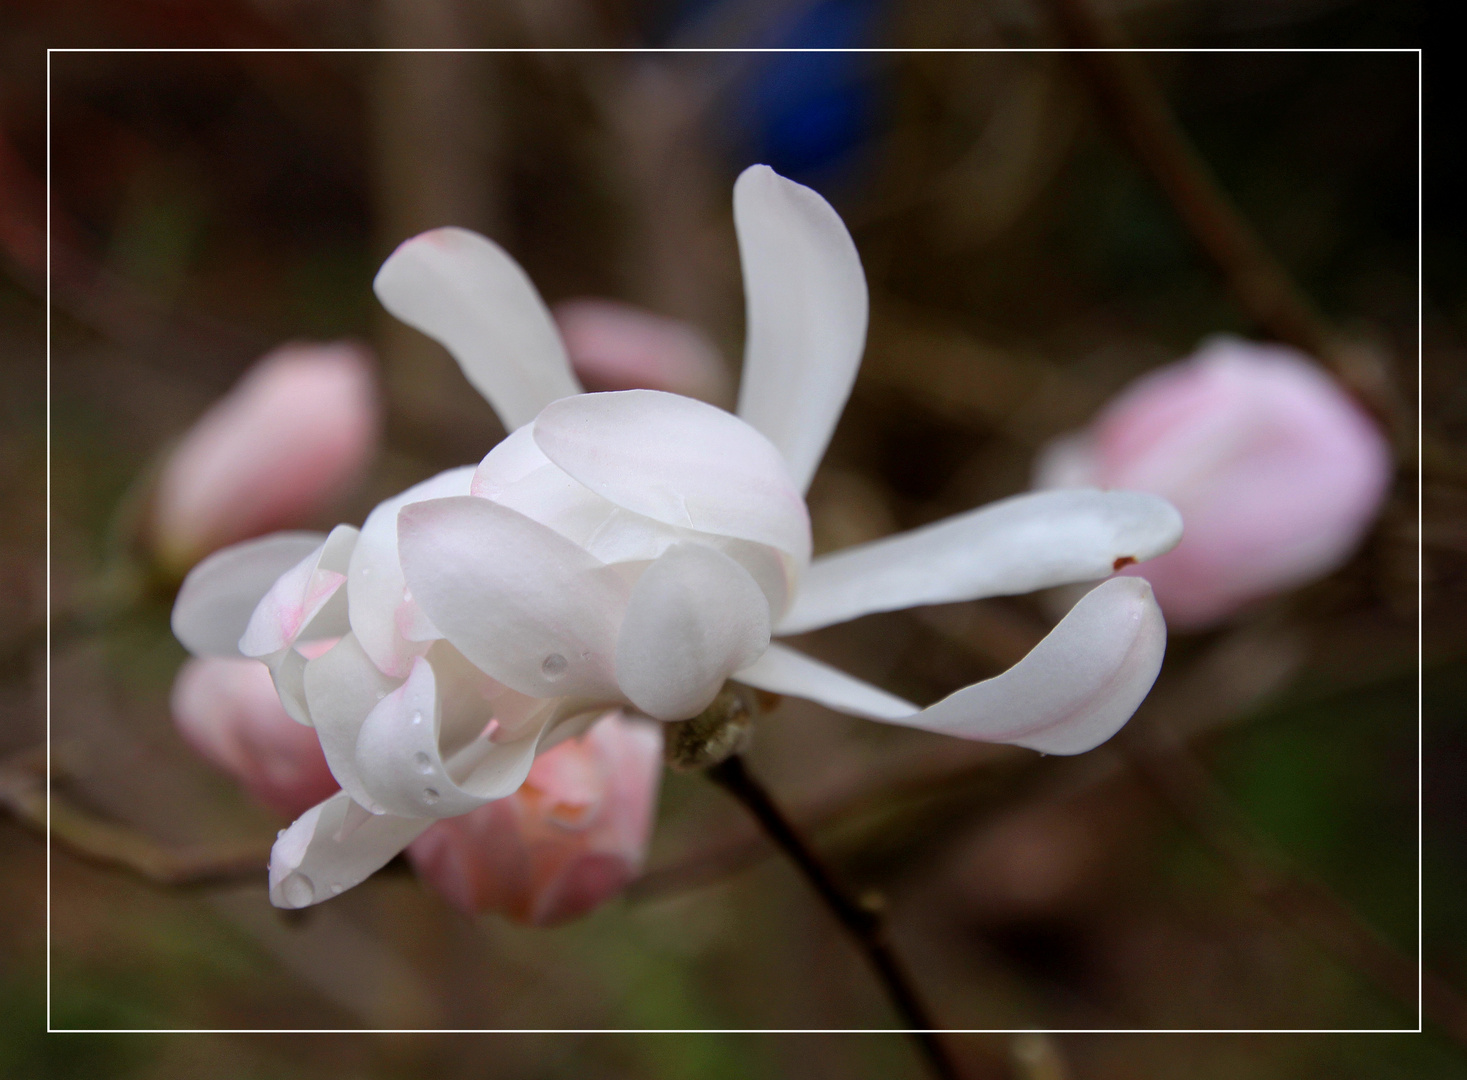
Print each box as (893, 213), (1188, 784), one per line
(532, 389), (811, 564)
(172, 532), (326, 658)
(1035, 338), (1393, 629)
(348, 466), (475, 678)
(268, 790), (432, 909)
(302, 632), (403, 812)
(151, 342), (379, 574)
(398, 496), (629, 699)
(733, 165), (869, 494)
(747, 578), (1165, 755)
(778, 489), (1181, 634)
(240, 524), (358, 657)
(373, 227), (582, 431)
(615, 543), (771, 721)
(553, 298), (731, 403)
(406, 711), (662, 924)
(352, 655), (560, 819)
(171, 656), (339, 817)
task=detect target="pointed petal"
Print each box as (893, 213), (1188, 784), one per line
(615, 543), (771, 721)
(268, 790), (432, 908)
(778, 489), (1183, 634)
(303, 633), (404, 811)
(353, 655), (556, 819)
(733, 165), (869, 494)
(735, 642), (917, 721)
(373, 227), (582, 430)
(754, 578), (1165, 755)
(532, 389), (811, 563)
(348, 466), (475, 678)
(398, 495), (628, 699)
(172, 532), (327, 658)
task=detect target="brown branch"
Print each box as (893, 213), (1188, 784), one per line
(706, 754), (964, 1080)
(1044, 0), (1403, 433)
(1118, 726), (1467, 1044)
(0, 749), (270, 888)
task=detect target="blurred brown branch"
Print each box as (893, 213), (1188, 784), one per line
(1044, 0), (1405, 438)
(0, 746), (270, 888)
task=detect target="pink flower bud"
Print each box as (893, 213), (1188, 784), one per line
(171, 656), (339, 817)
(1035, 337), (1392, 629)
(553, 299), (731, 403)
(151, 342), (380, 574)
(407, 711), (663, 926)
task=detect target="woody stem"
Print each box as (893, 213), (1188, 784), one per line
(706, 753), (963, 1080)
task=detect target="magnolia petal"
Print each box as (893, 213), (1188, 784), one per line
(348, 466), (475, 678)
(751, 579), (1165, 754)
(733, 165), (869, 494)
(398, 496), (628, 699)
(373, 227), (582, 431)
(268, 790), (432, 909)
(532, 390), (811, 562)
(353, 655), (554, 819)
(303, 633), (403, 812)
(615, 543), (772, 721)
(735, 642), (916, 721)
(240, 525), (358, 657)
(172, 532), (326, 658)
(259, 646), (312, 726)
(778, 489), (1183, 634)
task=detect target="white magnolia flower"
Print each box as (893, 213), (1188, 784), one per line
(171, 166), (1182, 910)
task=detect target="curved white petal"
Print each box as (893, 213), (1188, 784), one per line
(303, 633), (404, 811)
(733, 165), (869, 493)
(532, 389), (811, 563)
(171, 532), (325, 658)
(373, 227), (582, 431)
(398, 495), (628, 699)
(348, 466), (475, 678)
(778, 489), (1183, 634)
(268, 790), (432, 909)
(353, 655), (557, 819)
(735, 642), (917, 721)
(751, 578), (1166, 755)
(615, 543), (772, 721)
(239, 525), (358, 657)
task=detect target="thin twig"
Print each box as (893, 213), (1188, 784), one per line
(705, 754), (963, 1080)
(1044, 0), (1403, 432)
(0, 749), (270, 888)
(1119, 726), (1467, 1046)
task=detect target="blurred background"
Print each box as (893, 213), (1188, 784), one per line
(2, 1), (1457, 1077)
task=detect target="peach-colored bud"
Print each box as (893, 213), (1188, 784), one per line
(553, 299), (731, 403)
(407, 711), (663, 926)
(1035, 337), (1392, 629)
(151, 342), (379, 574)
(171, 656), (340, 817)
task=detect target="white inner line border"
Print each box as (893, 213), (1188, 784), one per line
(42, 44), (1420, 1038)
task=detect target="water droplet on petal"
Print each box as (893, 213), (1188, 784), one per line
(276, 829), (285, 838)
(422, 787), (439, 806)
(409, 711), (423, 726)
(541, 653), (568, 681)
(413, 751), (433, 775)
(279, 871), (315, 908)
(329, 883), (343, 895)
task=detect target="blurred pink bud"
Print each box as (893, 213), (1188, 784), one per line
(1035, 337), (1392, 629)
(407, 711), (663, 926)
(151, 342), (380, 574)
(553, 298), (730, 403)
(171, 656), (340, 817)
